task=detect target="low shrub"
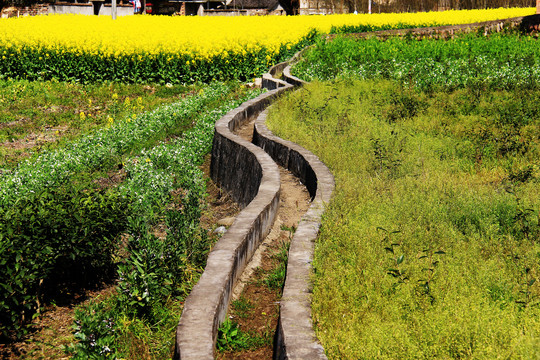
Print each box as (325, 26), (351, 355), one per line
(0, 185), (128, 340)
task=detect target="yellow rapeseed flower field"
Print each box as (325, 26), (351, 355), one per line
(0, 8), (534, 57)
(0, 7), (534, 83)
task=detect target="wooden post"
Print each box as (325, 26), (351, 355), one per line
(112, 0), (117, 19)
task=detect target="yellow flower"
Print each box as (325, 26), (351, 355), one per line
(0, 8), (534, 67)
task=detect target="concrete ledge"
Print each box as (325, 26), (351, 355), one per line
(175, 88), (291, 359)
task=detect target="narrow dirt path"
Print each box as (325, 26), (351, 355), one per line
(216, 119), (311, 359)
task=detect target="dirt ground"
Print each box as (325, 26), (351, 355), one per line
(0, 286), (116, 360)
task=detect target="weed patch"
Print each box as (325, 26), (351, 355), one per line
(267, 79), (540, 359)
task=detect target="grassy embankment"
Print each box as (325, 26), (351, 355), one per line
(268, 33), (540, 359)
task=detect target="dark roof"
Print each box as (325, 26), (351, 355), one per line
(229, 0), (277, 9)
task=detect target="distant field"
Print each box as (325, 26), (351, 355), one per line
(293, 32), (540, 91)
(0, 7), (534, 83)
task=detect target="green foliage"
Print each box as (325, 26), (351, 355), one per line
(370, 132), (405, 178)
(0, 82), (239, 207)
(231, 296), (255, 319)
(216, 319), (268, 353)
(264, 240), (290, 292)
(267, 78), (540, 359)
(293, 33), (540, 91)
(65, 299), (119, 359)
(0, 82), (261, 345)
(65, 86), (262, 356)
(0, 79), (192, 169)
(0, 185), (128, 340)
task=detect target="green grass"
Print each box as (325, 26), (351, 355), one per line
(0, 79), (197, 168)
(231, 296), (255, 319)
(264, 240), (290, 292)
(216, 319), (269, 353)
(267, 79), (540, 359)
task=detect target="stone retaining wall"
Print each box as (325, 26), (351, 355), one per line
(174, 57), (333, 358)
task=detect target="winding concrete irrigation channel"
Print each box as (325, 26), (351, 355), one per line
(173, 15), (540, 360)
(173, 51), (334, 360)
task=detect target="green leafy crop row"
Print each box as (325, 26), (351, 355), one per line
(0, 82), (261, 343)
(293, 32), (540, 91)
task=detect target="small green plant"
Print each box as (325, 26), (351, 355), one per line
(505, 187), (539, 242)
(370, 131), (405, 177)
(65, 298), (119, 359)
(280, 224), (297, 234)
(264, 240), (290, 292)
(515, 267), (538, 309)
(216, 319), (268, 352)
(416, 247), (445, 306)
(379, 227), (408, 287)
(231, 296), (254, 319)
(385, 92), (426, 123)
(507, 165), (535, 185)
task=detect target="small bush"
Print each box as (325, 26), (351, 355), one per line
(0, 185), (128, 340)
